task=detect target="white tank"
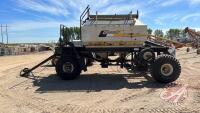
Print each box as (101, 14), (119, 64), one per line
(81, 15), (147, 47)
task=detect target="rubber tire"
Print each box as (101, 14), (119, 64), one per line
(150, 54), (181, 83)
(56, 57), (81, 80)
(139, 48), (155, 63)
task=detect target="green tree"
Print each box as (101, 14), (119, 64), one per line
(74, 27), (80, 40)
(166, 29), (181, 38)
(154, 29), (164, 37)
(180, 30), (186, 38)
(62, 27), (80, 42)
(147, 28), (153, 35)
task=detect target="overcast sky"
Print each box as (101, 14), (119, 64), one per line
(0, 0), (200, 43)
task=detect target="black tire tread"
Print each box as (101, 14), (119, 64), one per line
(150, 54), (181, 83)
(56, 57), (81, 80)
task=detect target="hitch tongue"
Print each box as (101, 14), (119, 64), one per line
(19, 54), (56, 78)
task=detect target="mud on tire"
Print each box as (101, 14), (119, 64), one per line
(150, 54), (181, 83)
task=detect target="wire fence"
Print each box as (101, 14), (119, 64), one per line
(0, 45), (52, 56)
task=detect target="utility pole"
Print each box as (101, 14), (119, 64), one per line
(0, 24), (9, 44)
(1, 24), (3, 43)
(6, 24), (8, 44)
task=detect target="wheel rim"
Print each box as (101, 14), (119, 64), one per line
(62, 62), (74, 73)
(160, 64), (174, 76)
(143, 52), (153, 61)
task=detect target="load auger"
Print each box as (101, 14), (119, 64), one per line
(147, 35), (185, 49)
(184, 27), (200, 54)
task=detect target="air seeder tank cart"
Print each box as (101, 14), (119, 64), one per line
(20, 6), (181, 83)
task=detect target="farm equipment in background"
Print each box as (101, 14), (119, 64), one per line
(184, 27), (200, 54)
(147, 35), (185, 49)
(20, 5), (181, 83)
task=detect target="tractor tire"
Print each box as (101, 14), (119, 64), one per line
(150, 54), (181, 83)
(197, 49), (200, 54)
(56, 57), (81, 80)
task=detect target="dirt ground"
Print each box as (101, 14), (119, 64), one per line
(0, 48), (200, 113)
